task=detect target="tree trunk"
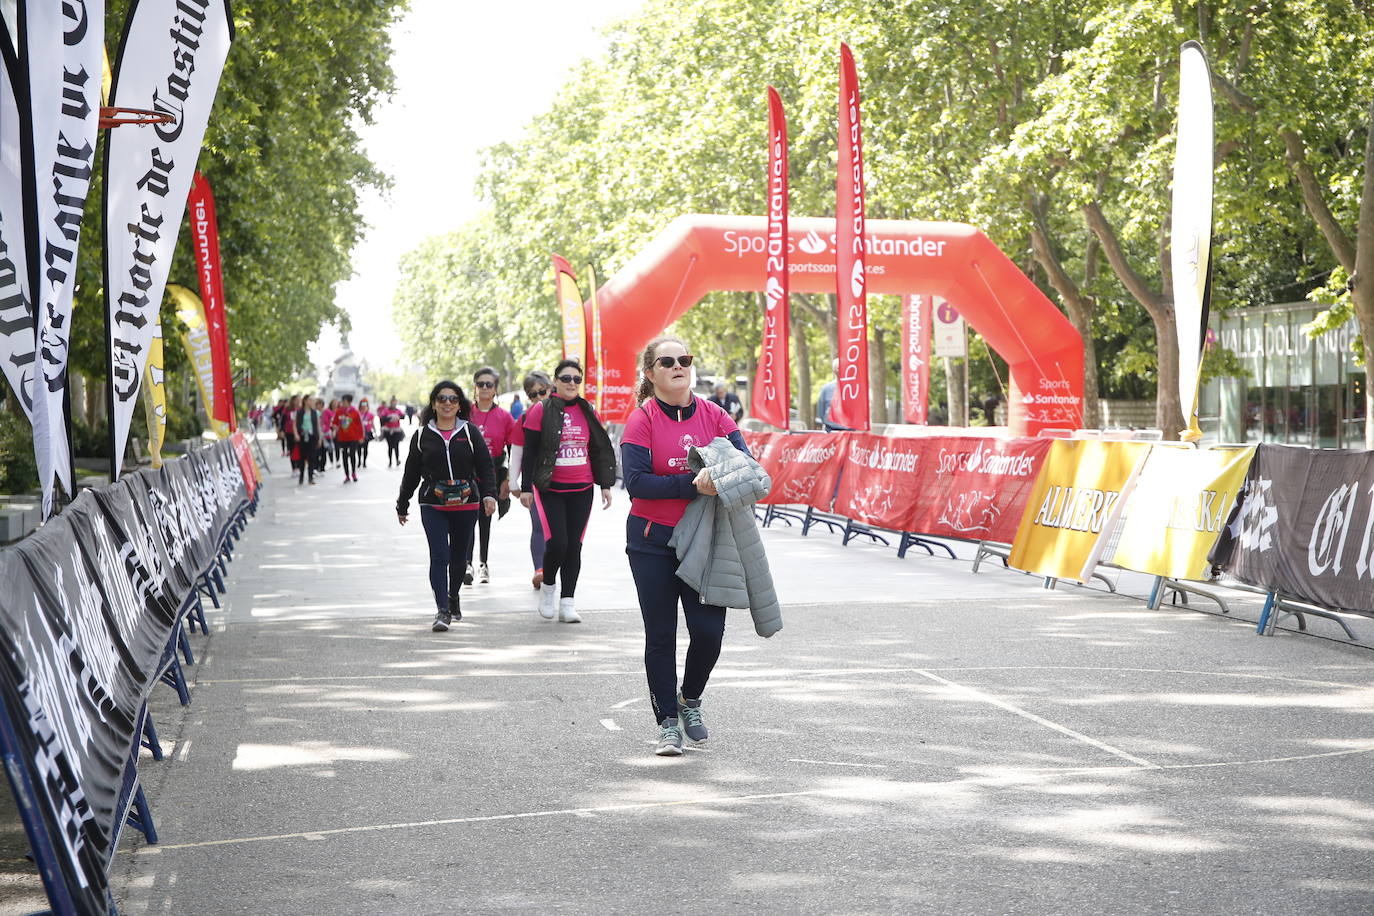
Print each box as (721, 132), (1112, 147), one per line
(1084, 199), (1181, 437)
(793, 310), (811, 431)
(870, 327), (888, 425)
(944, 357), (967, 426)
(1028, 195), (1101, 428)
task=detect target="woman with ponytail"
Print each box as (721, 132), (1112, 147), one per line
(620, 336), (750, 756)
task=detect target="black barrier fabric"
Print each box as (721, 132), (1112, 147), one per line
(1210, 444), (1374, 617)
(0, 439), (251, 914)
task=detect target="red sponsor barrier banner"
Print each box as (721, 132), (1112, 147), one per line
(748, 431), (847, 510)
(831, 42), (869, 431)
(833, 433), (928, 530)
(230, 430), (258, 500)
(909, 437), (1052, 543)
(902, 293), (931, 424)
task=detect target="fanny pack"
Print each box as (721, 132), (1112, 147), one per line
(431, 478), (474, 506)
(429, 423), (477, 506)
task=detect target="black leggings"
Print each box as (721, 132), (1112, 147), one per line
(626, 516), (727, 725)
(534, 486), (594, 597)
(420, 506), (478, 610)
(340, 441), (360, 477)
(385, 430), (403, 466)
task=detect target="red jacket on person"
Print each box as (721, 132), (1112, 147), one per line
(333, 405), (365, 443)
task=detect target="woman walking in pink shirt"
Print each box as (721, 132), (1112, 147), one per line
(518, 359), (616, 623)
(467, 367), (518, 584)
(620, 336), (748, 756)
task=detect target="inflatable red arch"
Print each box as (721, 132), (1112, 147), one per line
(587, 215), (1083, 435)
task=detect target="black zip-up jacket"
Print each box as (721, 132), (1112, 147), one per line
(396, 420), (498, 517)
(520, 396), (617, 491)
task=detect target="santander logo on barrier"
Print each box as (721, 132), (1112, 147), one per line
(799, 230), (826, 254)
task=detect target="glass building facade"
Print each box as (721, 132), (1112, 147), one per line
(1198, 301), (1364, 448)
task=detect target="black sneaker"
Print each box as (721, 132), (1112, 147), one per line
(432, 611), (450, 632)
(463, 564), (474, 586)
(447, 596), (462, 622)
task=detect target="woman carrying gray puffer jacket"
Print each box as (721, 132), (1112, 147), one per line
(621, 335), (761, 758)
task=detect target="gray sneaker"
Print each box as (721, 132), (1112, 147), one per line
(655, 718), (684, 756)
(431, 611), (450, 632)
(677, 693), (707, 742)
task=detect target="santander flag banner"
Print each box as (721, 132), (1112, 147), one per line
(553, 254), (586, 364)
(832, 42), (869, 431)
(25, 0), (104, 512)
(104, 0), (234, 477)
(1171, 41), (1215, 442)
(751, 86), (790, 429)
(901, 294), (931, 423)
(0, 35), (34, 422)
(188, 171), (233, 431)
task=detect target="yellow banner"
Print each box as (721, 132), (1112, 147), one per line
(169, 284), (230, 439)
(555, 258), (586, 364)
(1111, 445), (1254, 580)
(1008, 439), (1150, 582)
(140, 317), (167, 468)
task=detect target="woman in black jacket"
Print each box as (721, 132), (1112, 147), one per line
(518, 359), (616, 623)
(396, 380), (498, 631)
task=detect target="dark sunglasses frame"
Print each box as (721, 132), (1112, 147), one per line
(531, 388), (549, 397)
(557, 374), (583, 384)
(474, 380), (496, 388)
(654, 355), (695, 369)
(434, 394), (461, 404)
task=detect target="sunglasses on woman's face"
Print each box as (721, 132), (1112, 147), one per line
(654, 354), (694, 369)
(532, 388), (548, 398)
(435, 394), (461, 404)
(475, 380), (496, 389)
(558, 375), (583, 385)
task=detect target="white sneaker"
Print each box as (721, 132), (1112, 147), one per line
(538, 584), (557, 619)
(558, 597), (581, 624)
(477, 562), (490, 584)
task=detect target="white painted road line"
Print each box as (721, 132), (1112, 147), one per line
(788, 758), (889, 769)
(599, 718), (621, 731)
(911, 668), (1158, 769)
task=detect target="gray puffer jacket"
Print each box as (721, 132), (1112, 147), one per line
(668, 437), (782, 637)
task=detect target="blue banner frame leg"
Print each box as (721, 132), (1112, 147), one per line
(897, 533), (955, 560)
(187, 591), (209, 636)
(1256, 591), (1277, 635)
(158, 626), (192, 705)
(1148, 576), (1164, 609)
(0, 703), (80, 915)
(841, 520), (889, 548)
(178, 626), (195, 666)
(198, 571), (221, 609)
(141, 709), (163, 761)
(125, 782), (159, 845)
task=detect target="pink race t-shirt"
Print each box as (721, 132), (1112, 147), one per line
(470, 404), (517, 457)
(622, 396), (738, 526)
(524, 399), (595, 485)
